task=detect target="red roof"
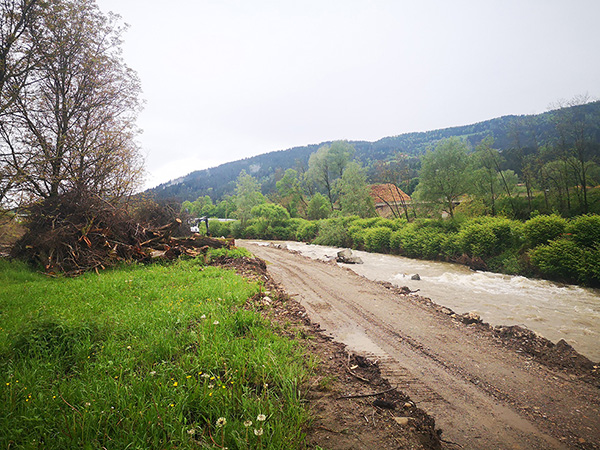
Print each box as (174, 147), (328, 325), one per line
(370, 184), (411, 204)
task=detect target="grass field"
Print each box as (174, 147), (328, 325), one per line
(0, 254), (313, 449)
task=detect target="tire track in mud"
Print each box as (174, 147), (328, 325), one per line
(241, 242), (600, 450)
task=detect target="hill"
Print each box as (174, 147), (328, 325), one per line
(150, 101), (600, 202)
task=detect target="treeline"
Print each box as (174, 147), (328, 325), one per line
(156, 100), (600, 219)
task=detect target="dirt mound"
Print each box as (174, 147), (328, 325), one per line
(387, 284), (600, 387)
(493, 325), (600, 386)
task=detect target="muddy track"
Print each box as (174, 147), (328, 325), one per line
(240, 241), (600, 450)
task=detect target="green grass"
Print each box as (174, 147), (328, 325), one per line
(0, 257), (312, 449)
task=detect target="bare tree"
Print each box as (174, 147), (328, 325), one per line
(0, 0), (41, 203)
(0, 0), (143, 206)
(0, 0), (40, 111)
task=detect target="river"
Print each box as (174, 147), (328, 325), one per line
(263, 241), (600, 362)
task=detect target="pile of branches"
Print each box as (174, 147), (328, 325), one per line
(11, 191), (233, 276)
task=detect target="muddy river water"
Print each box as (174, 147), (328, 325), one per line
(268, 241), (600, 362)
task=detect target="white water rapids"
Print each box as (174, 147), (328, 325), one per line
(264, 241), (600, 362)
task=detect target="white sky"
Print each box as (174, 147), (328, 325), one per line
(95, 0), (600, 189)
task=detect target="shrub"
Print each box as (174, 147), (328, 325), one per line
(440, 232), (461, 258)
(457, 217), (522, 257)
(207, 220), (233, 237)
(243, 223), (261, 239)
(287, 218), (309, 237)
(389, 229), (402, 252)
(578, 246), (600, 286)
(296, 221), (318, 242)
(528, 238), (582, 281)
(392, 223), (444, 259)
(566, 214), (600, 248)
(271, 225), (295, 240)
(523, 214), (567, 248)
(458, 223), (497, 257)
(313, 219), (350, 247)
(348, 225), (366, 249)
(365, 227), (392, 253)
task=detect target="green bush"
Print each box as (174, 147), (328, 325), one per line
(523, 214), (567, 248)
(389, 229), (402, 252)
(391, 224), (444, 259)
(566, 214), (600, 248)
(364, 227), (392, 253)
(287, 218), (309, 236)
(242, 223), (261, 239)
(578, 247), (600, 286)
(348, 225), (366, 249)
(528, 238), (582, 281)
(296, 221), (318, 242)
(313, 219), (350, 247)
(457, 217), (522, 257)
(440, 232), (461, 258)
(207, 220), (233, 237)
(229, 220), (244, 239)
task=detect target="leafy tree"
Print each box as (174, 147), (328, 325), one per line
(307, 193), (330, 220)
(213, 196), (236, 219)
(181, 195), (215, 217)
(338, 161), (375, 218)
(0, 0), (143, 204)
(234, 170), (264, 226)
(550, 95), (600, 214)
(275, 168), (306, 217)
(251, 203), (290, 227)
(414, 137), (470, 218)
(307, 141), (354, 209)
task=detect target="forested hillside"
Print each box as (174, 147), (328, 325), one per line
(151, 101), (600, 202)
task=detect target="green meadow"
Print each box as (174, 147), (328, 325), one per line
(0, 253), (312, 449)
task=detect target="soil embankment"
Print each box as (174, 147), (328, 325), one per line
(240, 240), (600, 450)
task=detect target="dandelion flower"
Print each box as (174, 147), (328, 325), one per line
(244, 420), (252, 427)
(173, 381), (178, 387)
(254, 428), (264, 436)
(216, 417), (227, 427)
(257, 414), (266, 422)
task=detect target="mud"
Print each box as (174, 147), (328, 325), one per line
(239, 241), (600, 450)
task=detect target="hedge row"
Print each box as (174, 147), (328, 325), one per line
(204, 214), (600, 287)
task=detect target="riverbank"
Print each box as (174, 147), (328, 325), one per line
(277, 240), (600, 362)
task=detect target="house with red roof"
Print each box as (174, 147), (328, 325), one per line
(369, 183), (412, 219)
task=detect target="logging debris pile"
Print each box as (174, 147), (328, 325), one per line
(10, 192), (233, 276)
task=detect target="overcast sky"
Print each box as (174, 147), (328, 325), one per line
(95, 0), (600, 189)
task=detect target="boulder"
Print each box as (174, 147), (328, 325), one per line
(411, 273), (421, 280)
(336, 249), (363, 264)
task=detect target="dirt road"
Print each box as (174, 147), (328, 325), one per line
(240, 241), (600, 450)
